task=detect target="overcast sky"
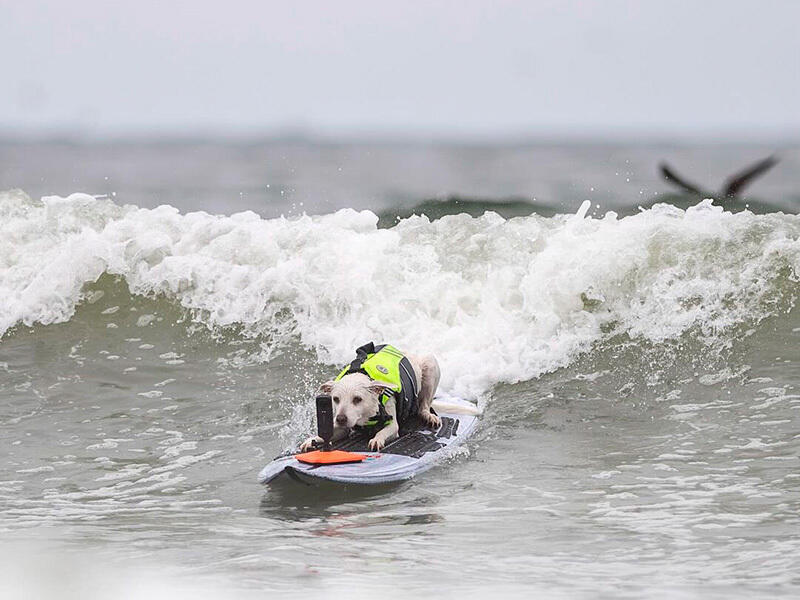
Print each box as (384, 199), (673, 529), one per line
(1, 0), (798, 139)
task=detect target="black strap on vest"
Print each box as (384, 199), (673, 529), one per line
(352, 395), (393, 434)
(344, 341), (385, 377)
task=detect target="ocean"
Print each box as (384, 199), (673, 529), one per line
(1, 138), (800, 599)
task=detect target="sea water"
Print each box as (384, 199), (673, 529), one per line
(1, 140), (799, 599)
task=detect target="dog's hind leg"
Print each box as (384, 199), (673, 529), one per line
(415, 355), (441, 429)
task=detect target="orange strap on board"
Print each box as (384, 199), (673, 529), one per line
(295, 450), (366, 465)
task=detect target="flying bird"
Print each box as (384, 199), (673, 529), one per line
(659, 155), (779, 200)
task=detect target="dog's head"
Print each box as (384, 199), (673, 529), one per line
(319, 373), (394, 429)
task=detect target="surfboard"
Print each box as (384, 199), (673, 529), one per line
(258, 396), (479, 485)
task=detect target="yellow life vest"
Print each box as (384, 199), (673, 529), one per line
(335, 342), (418, 429)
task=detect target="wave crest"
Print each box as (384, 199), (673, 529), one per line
(2, 190), (799, 398)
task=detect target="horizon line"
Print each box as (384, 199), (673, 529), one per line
(2, 126), (799, 147)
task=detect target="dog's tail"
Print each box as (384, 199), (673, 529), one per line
(431, 398), (482, 416)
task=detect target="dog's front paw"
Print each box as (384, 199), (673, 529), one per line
(368, 436), (385, 451)
(299, 436), (322, 452)
(422, 411), (441, 430)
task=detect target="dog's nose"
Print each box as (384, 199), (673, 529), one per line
(335, 414), (348, 426)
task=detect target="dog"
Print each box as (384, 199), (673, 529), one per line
(299, 347), (442, 452)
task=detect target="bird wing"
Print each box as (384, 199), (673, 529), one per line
(659, 162), (708, 196)
(722, 155), (779, 198)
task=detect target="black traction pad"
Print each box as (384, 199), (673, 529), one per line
(283, 416), (461, 459)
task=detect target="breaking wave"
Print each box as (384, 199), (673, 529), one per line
(376, 195), (553, 226)
(2, 189), (799, 398)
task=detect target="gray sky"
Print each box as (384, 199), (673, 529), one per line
(1, 0), (798, 139)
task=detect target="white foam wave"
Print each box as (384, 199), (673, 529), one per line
(2, 189), (800, 398)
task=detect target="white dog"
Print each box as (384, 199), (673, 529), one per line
(300, 349), (442, 452)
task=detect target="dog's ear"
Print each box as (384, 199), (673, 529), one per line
(318, 380), (335, 394)
(367, 380), (395, 396)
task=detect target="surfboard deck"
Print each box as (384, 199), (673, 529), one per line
(258, 397), (478, 485)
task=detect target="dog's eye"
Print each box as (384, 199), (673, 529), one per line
(332, 397), (339, 404)
(352, 396), (362, 405)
